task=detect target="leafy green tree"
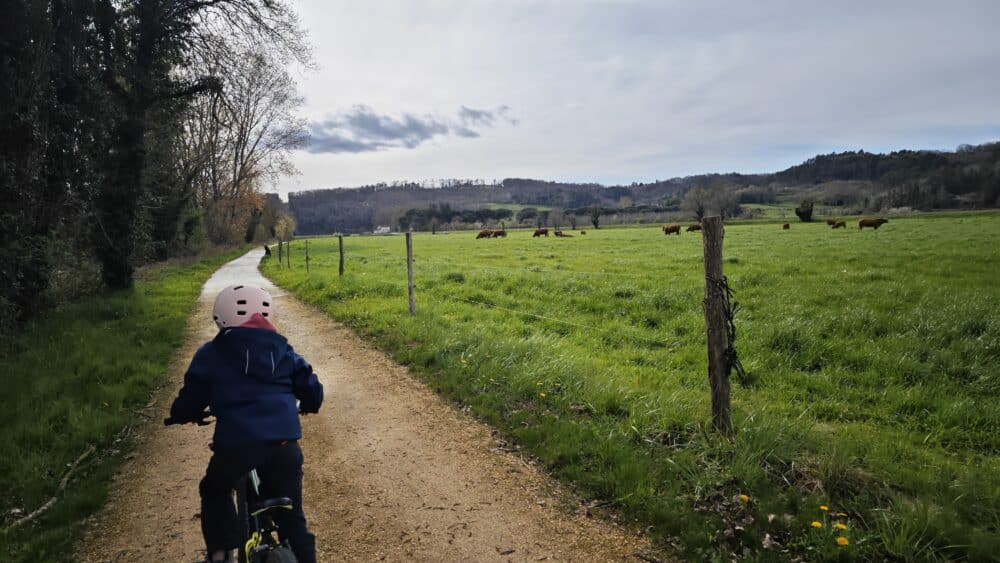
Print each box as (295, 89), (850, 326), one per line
(795, 200), (814, 222)
(590, 205), (602, 229)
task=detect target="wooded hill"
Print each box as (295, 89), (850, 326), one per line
(289, 142), (1000, 234)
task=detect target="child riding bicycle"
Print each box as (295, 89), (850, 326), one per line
(169, 284), (324, 563)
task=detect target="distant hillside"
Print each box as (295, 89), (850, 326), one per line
(288, 142), (1000, 234)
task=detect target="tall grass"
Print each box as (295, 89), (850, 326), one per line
(0, 246), (248, 562)
(264, 214), (1000, 560)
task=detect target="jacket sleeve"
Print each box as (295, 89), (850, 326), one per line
(288, 347), (324, 413)
(169, 346), (212, 421)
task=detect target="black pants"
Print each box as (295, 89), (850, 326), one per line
(200, 441), (316, 563)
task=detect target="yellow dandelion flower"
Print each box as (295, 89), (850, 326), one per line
(834, 523), (847, 530)
(739, 494), (750, 503)
(836, 536), (850, 546)
(539, 392), (546, 398)
(820, 505), (829, 511)
(811, 521), (823, 528)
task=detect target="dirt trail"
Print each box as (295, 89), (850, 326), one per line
(76, 249), (660, 562)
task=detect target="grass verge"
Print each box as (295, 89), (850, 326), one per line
(0, 246), (248, 562)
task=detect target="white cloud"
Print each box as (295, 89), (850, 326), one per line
(274, 0), (1000, 195)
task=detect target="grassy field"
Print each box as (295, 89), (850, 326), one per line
(0, 247), (248, 562)
(264, 214), (1000, 561)
(486, 202), (553, 212)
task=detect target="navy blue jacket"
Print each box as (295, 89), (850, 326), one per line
(170, 327), (324, 449)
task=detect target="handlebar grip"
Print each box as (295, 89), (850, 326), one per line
(164, 411), (212, 426)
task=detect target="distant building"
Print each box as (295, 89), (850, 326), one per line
(373, 226), (391, 235)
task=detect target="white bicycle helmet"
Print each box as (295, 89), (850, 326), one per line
(213, 284), (273, 329)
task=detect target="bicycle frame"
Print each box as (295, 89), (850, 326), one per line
(165, 412), (296, 563)
(236, 467), (296, 563)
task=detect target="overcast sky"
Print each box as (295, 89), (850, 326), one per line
(276, 0), (1000, 197)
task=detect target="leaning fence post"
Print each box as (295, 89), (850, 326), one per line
(338, 235), (345, 276)
(406, 231), (416, 316)
(702, 216), (733, 436)
(305, 239), (310, 273)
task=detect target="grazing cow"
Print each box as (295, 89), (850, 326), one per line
(580, 230), (586, 235)
(663, 224), (681, 235)
(476, 229), (493, 239)
(859, 218), (889, 230)
(782, 223), (790, 230)
(686, 224), (702, 232)
(831, 221), (847, 229)
(826, 219), (838, 226)
(533, 228), (549, 237)
(491, 229), (507, 238)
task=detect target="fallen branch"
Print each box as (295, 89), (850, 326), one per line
(3, 444), (96, 533)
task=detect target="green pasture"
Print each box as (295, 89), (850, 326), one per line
(265, 214), (1000, 560)
(0, 247), (248, 562)
(486, 202), (553, 212)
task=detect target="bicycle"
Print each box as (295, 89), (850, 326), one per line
(164, 411), (299, 563)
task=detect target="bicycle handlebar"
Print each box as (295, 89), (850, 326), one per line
(163, 410), (212, 426)
(164, 409), (314, 426)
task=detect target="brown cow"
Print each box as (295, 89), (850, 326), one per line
(476, 229), (493, 239)
(782, 223), (790, 230)
(554, 230), (574, 237)
(686, 224), (702, 232)
(533, 228), (549, 237)
(831, 221), (847, 229)
(663, 224), (681, 235)
(491, 229), (507, 238)
(859, 218), (889, 230)
(826, 219), (838, 226)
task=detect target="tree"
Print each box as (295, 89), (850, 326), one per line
(590, 205), (602, 229)
(682, 187), (709, 220)
(91, 0), (309, 288)
(516, 207), (538, 224)
(0, 0), (310, 333)
(795, 200), (814, 222)
(184, 46), (306, 245)
(568, 214), (577, 229)
(550, 207), (564, 229)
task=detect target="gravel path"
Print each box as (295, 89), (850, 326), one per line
(75, 248), (662, 562)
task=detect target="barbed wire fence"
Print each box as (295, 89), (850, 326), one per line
(283, 224), (743, 434)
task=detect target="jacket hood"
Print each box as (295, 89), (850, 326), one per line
(240, 312), (276, 332)
(214, 326), (289, 382)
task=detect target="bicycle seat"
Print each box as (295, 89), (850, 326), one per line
(251, 497), (294, 515)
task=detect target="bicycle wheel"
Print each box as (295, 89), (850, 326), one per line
(235, 475), (251, 563)
(264, 546), (298, 563)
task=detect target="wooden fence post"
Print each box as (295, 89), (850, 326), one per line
(702, 216), (733, 436)
(338, 235), (345, 276)
(277, 239), (283, 267)
(305, 239), (310, 273)
(405, 231), (416, 316)
(286, 240), (291, 268)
